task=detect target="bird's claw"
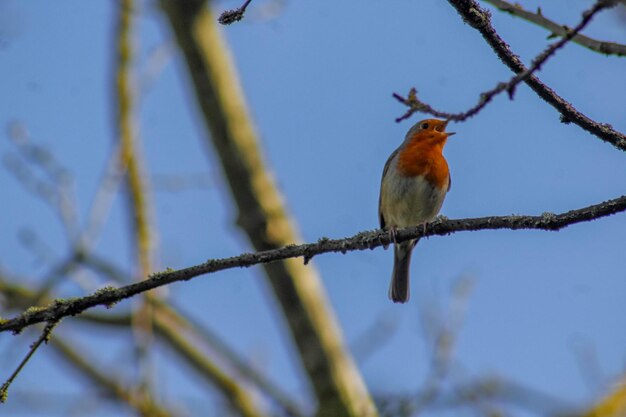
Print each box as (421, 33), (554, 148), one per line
(383, 226), (398, 249)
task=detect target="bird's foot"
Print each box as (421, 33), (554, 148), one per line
(383, 226), (398, 249)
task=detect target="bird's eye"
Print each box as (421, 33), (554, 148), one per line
(421, 122), (429, 129)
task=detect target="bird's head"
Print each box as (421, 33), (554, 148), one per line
(406, 118), (455, 140)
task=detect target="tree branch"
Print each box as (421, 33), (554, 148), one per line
(484, 0), (626, 57)
(160, 1), (377, 416)
(418, 0), (626, 152)
(115, 0), (157, 399)
(1, 271), (297, 417)
(1, 194), (624, 335)
(394, 0), (612, 123)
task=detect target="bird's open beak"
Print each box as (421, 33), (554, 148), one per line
(439, 120), (455, 136)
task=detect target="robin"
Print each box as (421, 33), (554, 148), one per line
(378, 118), (455, 303)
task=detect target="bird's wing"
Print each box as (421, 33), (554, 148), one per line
(378, 147), (401, 229)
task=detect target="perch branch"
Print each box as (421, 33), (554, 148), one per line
(1, 194), (624, 335)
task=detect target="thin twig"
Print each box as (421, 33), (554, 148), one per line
(418, 0), (626, 152)
(484, 0), (626, 57)
(0, 320), (59, 403)
(80, 144), (127, 249)
(218, 0), (253, 25)
(5, 122), (79, 238)
(395, 0), (616, 125)
(1, 194), (625, 335)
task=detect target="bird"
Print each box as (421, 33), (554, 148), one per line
(378, 118), (455, 303)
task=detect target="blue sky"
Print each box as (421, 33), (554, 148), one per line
(1, 0), (625, 416)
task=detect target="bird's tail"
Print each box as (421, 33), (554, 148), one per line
(388, 239), (417, 303)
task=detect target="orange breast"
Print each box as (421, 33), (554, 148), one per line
(397, 134), (450, 190)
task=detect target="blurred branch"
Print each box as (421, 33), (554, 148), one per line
(153, 313), (271, 417)
(439, 0), (626, 152)
(50, 337), (176, 417)
(0, 320), (58, 403)
(4, 122), (79, 239)
(115, 0), (156, 398)
(411, 278), (474, 415)
(1, 194), (625, 335)
(149, 300), (306, 417)
(350, 313), (401, 364)
(395, 0), (612, 123)
(582, 376), (626, 417)
(1, 269), (300, 417)
(484, 0), (626, 57)
(159, 1), (377, 416)
(31, 253), (81, 305)
(80, 144), (127, 249)
(116, 0), (153, 281)
(151, 172), (213, 192)
(379, 376), (570, 416)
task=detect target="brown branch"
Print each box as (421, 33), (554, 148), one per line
(218, 0), (253, 25)
(393, 1), (608, 122)
(394, 0), (610, 123)
(1, 194), (624, 336)
(395, 1), (617, 124)
(484, 0), (626, 57)
(404, 0), (626, 152)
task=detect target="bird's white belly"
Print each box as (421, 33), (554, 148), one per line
(381, 170), (447, 228)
